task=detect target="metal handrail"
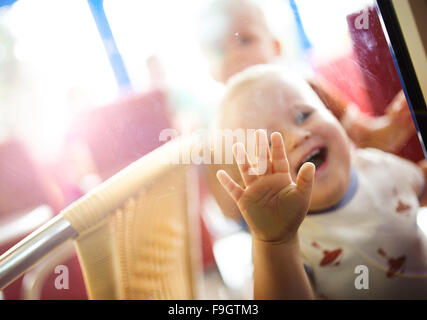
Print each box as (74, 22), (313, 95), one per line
(0, 214), (77, 290)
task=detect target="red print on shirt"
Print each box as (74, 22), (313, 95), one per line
(312, 241), (343, 267)
(377, 248), (406, 278)
(396, 200), (411, 215)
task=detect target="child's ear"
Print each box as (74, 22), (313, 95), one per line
(273, 39), (281, 56)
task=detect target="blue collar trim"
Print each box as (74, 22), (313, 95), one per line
(308, 167), (359, 215)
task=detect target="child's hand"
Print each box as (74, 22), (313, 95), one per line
(379, 91), (415, 152)
(385, 90), (413, 124)
(343, 91), (415, 153)
(216, 130), (315, 244)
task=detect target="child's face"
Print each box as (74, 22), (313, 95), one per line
(224, 76), (352, 211)
(204, 4), (280, 83)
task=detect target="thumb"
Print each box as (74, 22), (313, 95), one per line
(296, 162), (315, 201)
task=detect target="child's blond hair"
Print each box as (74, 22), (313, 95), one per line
(216, 64), (316, 129)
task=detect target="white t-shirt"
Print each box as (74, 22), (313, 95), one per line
(299, 148), (427, 299)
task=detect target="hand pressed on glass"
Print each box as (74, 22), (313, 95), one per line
(216, 130), (315, 245)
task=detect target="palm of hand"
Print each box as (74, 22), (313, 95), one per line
(217, 130), (315, 244)
(240, 173), (311, 243)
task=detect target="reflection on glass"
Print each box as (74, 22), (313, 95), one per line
(0, 0), (426, 300)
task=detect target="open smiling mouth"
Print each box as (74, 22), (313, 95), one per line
(297, 147), (328, 175)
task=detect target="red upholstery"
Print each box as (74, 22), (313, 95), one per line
(346, 6), (424, 162)
(347, 6), (403, 117)
(0, 138), (68, 299)
(0, 139), (56, 217)
(67, 89), (173, 181)
(314, 51), (373, 116)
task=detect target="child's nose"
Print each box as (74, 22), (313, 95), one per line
(288, 130), (311, 151)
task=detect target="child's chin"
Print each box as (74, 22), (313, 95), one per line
(317, 175), (349, 205)
(310, 190), (340, 211)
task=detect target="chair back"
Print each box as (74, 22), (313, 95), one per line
(62, 136), (202, 299)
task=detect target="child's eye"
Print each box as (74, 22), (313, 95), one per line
(235, 33), (252, 46)
(238, 37), (251, 45)
(295, 111), (312, 124)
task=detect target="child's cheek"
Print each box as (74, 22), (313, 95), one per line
(310, 120), (346, 144)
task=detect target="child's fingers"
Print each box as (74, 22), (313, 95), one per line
(386, 90), (408, 117)
(216, 170), (244, 203)
(296, 162), (315, 200)
(255, 129), (272, 175)
(271, 132), (290, 174)
(233, 143), (257, 186)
